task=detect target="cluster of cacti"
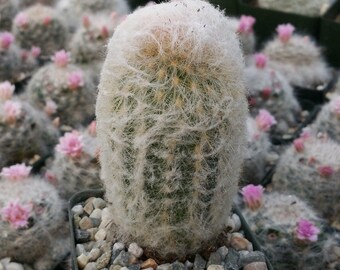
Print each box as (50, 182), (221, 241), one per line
(69, 0), (130, 15)
(44, 122), (101, 199)
(0, 163), (69, 270)
(272, 133), (340, 225)
(96, 0), (247, 258)
(244, 53), (301, 133)
(258, 0), (332, 16)
(26, 50), (96, 127)
(0, 0), (18, 31)
(240, 186), (326, 270)
(263, 24), (331, 88)
(0, 89), (59, 168)
(18, 0), (56, 8)
(12, 4), (67, 58)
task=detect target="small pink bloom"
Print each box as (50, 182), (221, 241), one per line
(0, 81), (15, 101)
(330, 97), (340, 117)
(44, 100), (57, 116)
(300, 128), (312, 140)
(318, 165), (335, 177)
(56, 131), (84, 158)
(238, 15), (256, 34)
(293, 138), (305, 153)
(31, 46), (41, 58)
(14, 13), (29, 28)
(0, 32), (14, 50)
(0, 163), (32, 181)
(1, 199), (32, 229)
(277, 23), (295, 43)
(261, 87), (272, 99)
(255, 109), (277, 132)
(248, 97), (257, 107)
(52, 50), (70, 68)
(21, 50), (29, 61)
(82, 15), (91, 28)
(101, 26), (109, 39)
(88, 120), (96, 136)
(110, 11), (117, 20)
(255, 53), (267, 69)
(3, 100), (22, 124)
(42, 16), (52, 26)
(295, 219), (320, 242)
(44, 170), (58, 186)
(67, 71), (84, 90)
(241, 184), (264, 210)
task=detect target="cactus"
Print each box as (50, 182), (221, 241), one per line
(12, 4), (67, 58)
(44, 123), (101, 199)
(26, 50), (96, 127)
(0, 0), (19, 31)
(96, 0), (247, 258)
(323, 231), (340, 270)
(240, 188), (326, 270)
(69, 0), (130, 15)
(244, 53), (301, 134)
(0, 164), (69, 270)
(263, 24), (331, 88)
(258, 0), (332, 17)
(18, 0), (56, 8)
(272, 133), (340, 225)
(0, 98), (59, 168)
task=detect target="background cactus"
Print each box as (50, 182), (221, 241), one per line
(12, 4), (67, 58)
(272, 134), (340, 225)
(69, 0), (130, 15)
(0, 0), (19, 31)
(96, 0), (247, 258)
(323, 231), (340, 269)
(18, 0), (56, 8)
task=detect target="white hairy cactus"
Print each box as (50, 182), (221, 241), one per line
(97, 0), (247, 258)
(0, 0), (19, 31)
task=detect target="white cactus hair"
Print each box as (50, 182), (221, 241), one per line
(97, 0), (247, 258)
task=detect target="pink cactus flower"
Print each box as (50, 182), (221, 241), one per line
(261, 87), (272, 99)
(0, 163), (32, 181)
(88, 120), (96, 136)
(238, 15), (256, 34)
(14, 12), (29, 28)
(295, 219), (320, 242)
(67, 71), (84, 90)
(44, 100), (57, 116)
(42, 16), (52, 26)
(248, 96), (257, 107)
(101, 26), (109, 39)
(241, 184), (264, 211)
(255, 53), (267, 69)
(277, 23), (295, 43)
(56, 131), (84, 158)
(0, 81), (15, 101)
(44, 170), (58, 186)
(31, 46), (41, 58)
(318, 165), (335, 177)
(255, 109), (277, 132)
(82, 15), (91, 28)
(52, 50), (70, 68)
(3, 100), (22, 124)
(293, 138), (305, 153)
(1, 199), (32, 229)
(330, 97), (340, 117)
(0, 32), (14, 50)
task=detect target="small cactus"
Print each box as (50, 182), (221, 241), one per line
(18, 0), (56, 8)
(0, 0), (19, 31)
(323, 231), (340, 270)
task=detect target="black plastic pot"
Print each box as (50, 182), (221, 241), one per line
(69, 189), (273, 270)
(238, 0), (321, 46)
(320, 0), (340, 67)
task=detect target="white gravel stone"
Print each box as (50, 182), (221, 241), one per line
(207, 266), (223, 270)
(121, 267), (129, 270)
(225, 217), (235, 232)
(144, 268), (154, 270)
(95, 228), (107, 241)
(100, 207), (114, 229)
(77, 253), (89, 269)
(113, 242), (125, 251)
(6, 263), (24, 270)
(90, 208), (102, 219)
(72, 204), (84, 215)
(76, 244), (86, 256)
(93, 198), (106, 209)
(231, 214), (241, 232)
(128, 242), (143, 258)
(0, 263), (4, 270)
(84, 262), (97, 270)
(84, 201), (94, 215)
(88, 248), (101, 261)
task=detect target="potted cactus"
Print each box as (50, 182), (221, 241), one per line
(70, 1), (272, 269)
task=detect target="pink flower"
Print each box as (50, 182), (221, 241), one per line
(67, 71), (84, 90)
(295, 219), (320, 242)
(1, 199), (32, 229)
(255, 53), (267, 69)
(44, 170), (58, 186)
(52, 50), (70, 68)
(261, 87), (272, 99)
(255, 109), (277, 132)
(31, 46), (41, 58)
(14, 13), (29, 28)
(0, 32), (14, 50)
(0, 163), (32, 181)
(293, 138), (305, 153)
(101, 26), (109, 39)
(42, 16), (52, 26)
(2, 100), (22, 124)
(318, 165), (335, 177)
(330, 97), (340, 117)
(0, 81), (15, 101)
(88, 120), (96, 136)
(300, 128), (312, 140)
(56, 131), (84, 158)
(44, 100), (57, 116)
(238, 15), (256, 34)
(82, 15), (91, 28)
(241, 184), (264, 210)
(277, 23), (295, 43)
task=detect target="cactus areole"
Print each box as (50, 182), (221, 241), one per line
(96, 0), (247, 259)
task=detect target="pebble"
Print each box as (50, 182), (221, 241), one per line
(74, 214), (82, 228)
(207, 265), (223, 270)
(193, 254), (206, 270)
(113, 251), (130, 267)
(112, 249), (122, 262)
(172, 261), (185, 270)
(143, 268), (154, 270)
(91, 218), (101, 227)
(185, 261), (193, 270)
(100, 208), (114, 229)
(93, 198), (106, 209)
(230, 234), (251, 251)
(77, 254), (89, 269)
(216, 246), (228, 260)
(225, 217), (236, 232)
(95, 228), (107, 241)
(207, 252), (222, 267)
(97, 251), (111, 269)
(110, 266), (122, 270)
(128, 254), (139, 265)
(6, 263), (24, 270)
(128, 243), (143, 258)
(76, 244), (86, 256)
(0, 263), (3, 270)
(243, 262), (267, 270)
(113, 242), (125, 251)
(72, 204), (84, 215)
(84, 262), (97, 270)
(128, 264), (141, 270)
(90, 208), (103, 219)
(88, 228), (99, 240)
(84, 201), (94, 215)
(231, 214), (241, 232)
(239, 251), (265, 268)
(76, 229), (91, 243)
(88, 248), (101, 262)
(84, 241), (96, 252)
(79, 217), (94, 230)
(157, 264), (172, 270)
(121, 267), (130, 270)
(224, 248), (239, 270)
(141, 259), (158, 270)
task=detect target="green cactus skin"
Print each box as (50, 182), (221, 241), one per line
(241, 192), (326, 270)
(96, 0), (247, 259)
(12, 4), (67, 58)
(0, 0), (19, 31)
(263, 35), (331, 88)
(0, 99), (59, 168)
(272, 136), (340, 225)
(0, 177), (69, 270)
